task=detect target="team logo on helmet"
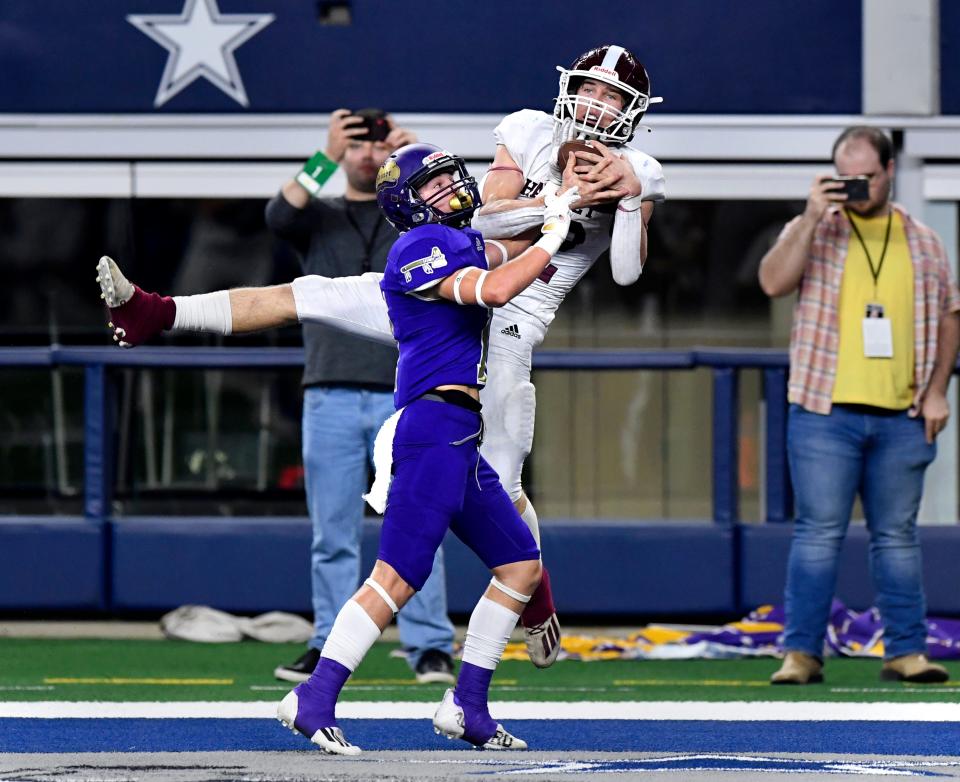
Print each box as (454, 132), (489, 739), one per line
(376, 159), (401, 188)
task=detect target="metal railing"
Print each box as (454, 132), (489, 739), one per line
(0, 345), (794, 525)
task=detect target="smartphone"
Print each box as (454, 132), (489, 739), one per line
(824, 175), (870, 202)
(349, 109), (390, 142)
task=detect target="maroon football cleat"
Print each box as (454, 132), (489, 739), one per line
(96, 256), (176, 347)
(520, 566), (562, 668)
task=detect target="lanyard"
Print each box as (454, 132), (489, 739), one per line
(846, 208), (892, 296)
(344, 199), (386, 273)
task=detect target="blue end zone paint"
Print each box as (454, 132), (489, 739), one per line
(2, 719), (957, 756)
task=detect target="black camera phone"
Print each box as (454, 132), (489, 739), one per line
(825, 175), (870, 202)
(350, 109), (389, 143)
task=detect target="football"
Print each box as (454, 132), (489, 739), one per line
(557, 139), (598, 171)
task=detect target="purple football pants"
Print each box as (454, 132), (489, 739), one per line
(378, 397), (540, 590)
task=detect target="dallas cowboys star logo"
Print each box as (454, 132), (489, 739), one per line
(128, 0), (275, 108)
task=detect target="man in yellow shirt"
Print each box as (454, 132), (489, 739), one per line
(758, 126), (960, 685)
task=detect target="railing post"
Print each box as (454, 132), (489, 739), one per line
(712, 367), (739, 524)
(763, 367), (792, 522)
(84, 363), (113, 521)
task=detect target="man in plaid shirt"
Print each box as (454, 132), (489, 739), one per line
(759, 126), (959, 685)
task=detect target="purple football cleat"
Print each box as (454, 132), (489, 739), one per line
(277, 685), (361, 755)
(432, 688), (527, 750)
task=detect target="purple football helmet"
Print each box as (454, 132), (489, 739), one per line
(376, 143), (481, 232)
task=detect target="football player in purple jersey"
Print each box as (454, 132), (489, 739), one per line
(96, 144), (578, 753)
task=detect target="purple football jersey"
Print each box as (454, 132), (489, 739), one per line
(381, 224), (491, 408)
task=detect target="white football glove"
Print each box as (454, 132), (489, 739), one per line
(536, 186), (580, 256)
(548, 117), (576, 186)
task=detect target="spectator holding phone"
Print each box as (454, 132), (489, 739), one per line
(266, 109), (457, 685)
(758, 125), (960, 685)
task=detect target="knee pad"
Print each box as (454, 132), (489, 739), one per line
(483, 381), (535, 502)
(503, 381), (536, 455)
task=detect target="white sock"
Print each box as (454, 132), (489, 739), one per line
(319, 599), (381, 672)
(461, 596), (521, 670)
(519, 500), (541, 548)
(172, 290), (233, 335)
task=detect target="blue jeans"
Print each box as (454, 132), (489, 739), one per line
(302, 387), (454, 668)
(784, 404), (935, 660)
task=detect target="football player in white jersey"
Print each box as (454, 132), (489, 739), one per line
(467, 44), (665, 665)
(96, 44), (664, 670)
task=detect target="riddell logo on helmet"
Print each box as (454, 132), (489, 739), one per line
(422, 151), (450, 165)
(589, 66), (618, 78)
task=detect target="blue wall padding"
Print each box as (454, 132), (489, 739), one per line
(0, 0), (860, 114)
(942, 0), (960, 114)
(110, 517), (735, 615)
(110, 516), (313, 613)
(6, 516), (959, 615)
(0, 517), (105, 609)
(508, 521), (736, 616)
(739, 524), (960, 615)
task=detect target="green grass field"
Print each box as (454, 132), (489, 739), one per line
(2, 638), (958, 704)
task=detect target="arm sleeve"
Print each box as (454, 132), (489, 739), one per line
(291, 272), (395, 345)
(471, 204), (545, 240)
(609, 201), (645, 286)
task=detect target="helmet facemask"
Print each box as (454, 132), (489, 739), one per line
(554, 68), (649, 145)
(408, 158), (481, 230)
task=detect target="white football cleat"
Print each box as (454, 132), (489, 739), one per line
(483, 724), (527, 750)
(96, 256), (135, 308)
(277, 690), (361, 755)
(432, 688), (527, 750)
(524, 613), (562, 668)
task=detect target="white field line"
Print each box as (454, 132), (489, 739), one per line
(1, 701), (959, 721)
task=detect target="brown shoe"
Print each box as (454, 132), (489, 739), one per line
(770, 651), (823, 685)
(880, 653), (949, 683)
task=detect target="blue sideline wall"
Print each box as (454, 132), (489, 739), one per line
(3, 517), (960, 617)
(1, 0), (859, 115)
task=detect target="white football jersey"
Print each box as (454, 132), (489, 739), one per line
(492, 109), (665, 327)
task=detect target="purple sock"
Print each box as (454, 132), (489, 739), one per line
(454, 661), (498, 744)
(293, 657), (351, 731)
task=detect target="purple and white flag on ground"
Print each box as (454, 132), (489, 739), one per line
(504, 601), (960, 661)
